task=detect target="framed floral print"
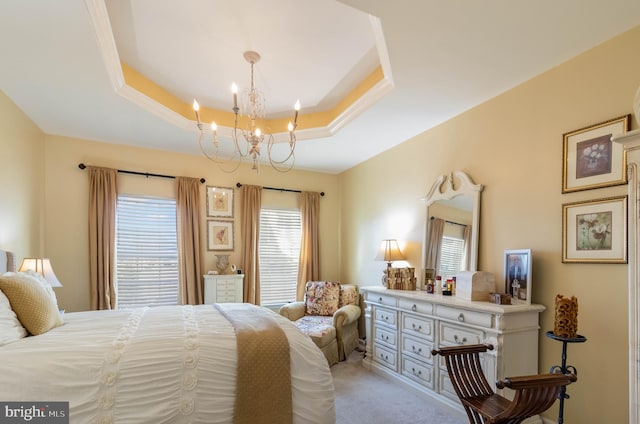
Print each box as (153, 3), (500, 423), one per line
(504, 249), (532, 305)
(207, 220), (234, 251)
(562, 114), (631, 193)
(562, 196), (628, 263)
(206, 186), (233, 217)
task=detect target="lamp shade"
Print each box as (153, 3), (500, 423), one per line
(375, 239), (406, 263)
(18, 258), (62, 287)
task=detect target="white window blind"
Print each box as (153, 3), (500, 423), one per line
(115, 195), (179, 309)
(438, 236), (465, 281)
(259, 208), (302, 306)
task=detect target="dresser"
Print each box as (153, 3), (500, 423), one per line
(203, 274), (244, 303)
(361, 287), (545, 419)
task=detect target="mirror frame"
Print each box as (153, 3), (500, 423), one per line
(422, 171), (483, 279)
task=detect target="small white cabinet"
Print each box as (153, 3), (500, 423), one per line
(362, 287), (545, 420)
(203, 274), (244, 303)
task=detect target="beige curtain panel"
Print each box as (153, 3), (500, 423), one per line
(240, 185), (262, 304)
(176, 177), (204, 305)
(297, 191), (321, 301)
(88, 166), (117, 310)
(426, 217), (445, 276)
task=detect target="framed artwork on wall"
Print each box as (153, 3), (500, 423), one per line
(206, 186), (234, 217)
(562, 114), (631, 193)
(207, 220), (234, 251)
(504, 249), (532, 305)
(562, 195), (628, 264)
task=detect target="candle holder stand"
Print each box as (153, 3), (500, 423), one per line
(545, 331), (587, 424)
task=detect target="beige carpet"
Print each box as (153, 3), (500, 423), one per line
(332, 351), (467, 424)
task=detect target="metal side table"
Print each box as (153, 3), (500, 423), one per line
(546, 331), (587, 424)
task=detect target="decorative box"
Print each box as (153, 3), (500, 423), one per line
(490, 293), (512, 305)
(455, 271), (495, 301)
(386, 267), (417, 290)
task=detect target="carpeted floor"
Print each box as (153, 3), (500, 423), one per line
(332, 351), (467, 424)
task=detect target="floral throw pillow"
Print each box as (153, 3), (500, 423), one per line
(305, 281), (340, 316)
(339, 285), (359, 308)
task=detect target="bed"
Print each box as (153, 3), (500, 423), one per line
(0, 250), (336, 423)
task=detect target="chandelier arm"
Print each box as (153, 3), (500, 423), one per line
(198, 131), (244, 173)
(266, 133), (296, 165)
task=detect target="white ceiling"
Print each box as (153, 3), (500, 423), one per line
(1, 0), (640, 174)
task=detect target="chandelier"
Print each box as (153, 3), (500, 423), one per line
(193, 50), (300, 173)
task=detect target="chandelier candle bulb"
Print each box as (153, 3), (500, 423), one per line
(231, 83), (238, 109)
(193, 100), (200, 124)
(294, 100), (300, 124)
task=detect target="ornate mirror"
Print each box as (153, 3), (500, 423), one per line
(422, 171), (483, 282)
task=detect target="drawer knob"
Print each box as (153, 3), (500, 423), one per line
(458, 313), (465, 322)
(412, 323), (423, 331)
(411, 367), (422, 376)
(411, 304), (417, 312)
(453, 335), (467, 345)
(412, 345), (422, 354)
(379, 297), (383, 303)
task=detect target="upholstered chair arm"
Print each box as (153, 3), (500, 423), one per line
(279, 302), (306, 321)
(333, 304), (361, 328)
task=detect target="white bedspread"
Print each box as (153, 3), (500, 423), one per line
(0, 305), (336, 424)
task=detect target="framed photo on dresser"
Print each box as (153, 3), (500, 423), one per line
(504, 249), (532, 305)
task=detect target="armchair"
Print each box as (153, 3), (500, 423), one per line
(279, 282), (361, 366)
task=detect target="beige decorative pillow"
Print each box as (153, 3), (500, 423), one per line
(338, 285), (359, 308)
(305, 281), (340, 316)
(0, 273), (63, 335)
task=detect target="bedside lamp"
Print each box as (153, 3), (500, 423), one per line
(375, 239), (406, 286)
(19, 258), (62, 287)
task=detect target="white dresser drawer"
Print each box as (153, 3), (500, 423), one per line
(437, 305), (494, 328)
(373, 343), (397, 370)
(402, 356), (434, 389)
(375, 307), (397, 328)
(402, 314), (434, 340)
(375, 326), (397, 347)
(370, 293), (398, 307)
(399, 299), (433, 315)
(401, 334), (433, 364)
(439, 322), (486, 346)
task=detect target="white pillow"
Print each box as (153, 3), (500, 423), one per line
(0, 289), (28, 345)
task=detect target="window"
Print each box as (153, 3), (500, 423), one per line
(438, 236), (465, 281)
(438, 221), (466, 281)
(259, 208), (301, 306)
(115, 195), (179, 309)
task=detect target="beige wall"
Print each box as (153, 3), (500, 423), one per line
(339, 25), (640, 423)
(0, 91), (45, 260)
(43, 135), (340, 313)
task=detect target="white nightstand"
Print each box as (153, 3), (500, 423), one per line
(203, 274), (244, 303)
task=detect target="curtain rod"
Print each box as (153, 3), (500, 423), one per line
(78, 163), (205, 184)
(430, 216), (466, 226)
(236, 182), (324, 197)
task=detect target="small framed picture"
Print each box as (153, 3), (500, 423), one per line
(207, 220), (234, 251)
(562, 114), (631, 193)
(206, 186), (234, 217)
(562, 196), (628, 264)
(504, 249), (532, 305)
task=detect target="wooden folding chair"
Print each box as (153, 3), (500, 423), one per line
(432, 344), (576, 424)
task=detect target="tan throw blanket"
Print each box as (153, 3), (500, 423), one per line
(215, 303), (292, 424)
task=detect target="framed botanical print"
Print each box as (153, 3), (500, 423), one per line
(562, 114), (631, 193)
(206, 186), (233, 217)
(562, 196), (628, 263)
(207, 220), (234, 251)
